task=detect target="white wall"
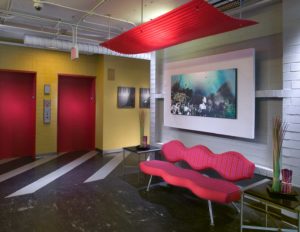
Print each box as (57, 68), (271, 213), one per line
(282, 0), (300, 185)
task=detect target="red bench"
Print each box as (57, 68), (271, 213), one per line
(140, 140), (255, 225)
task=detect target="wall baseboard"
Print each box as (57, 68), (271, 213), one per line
(102, 148), (122, 154)
(35, 152), (57, 159)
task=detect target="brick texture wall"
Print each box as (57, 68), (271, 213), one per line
(282, 0), (300, 185)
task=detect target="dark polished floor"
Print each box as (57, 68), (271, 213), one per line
(0, 151), (276, 232)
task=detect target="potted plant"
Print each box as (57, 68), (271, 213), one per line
(271, 116), (288, 192)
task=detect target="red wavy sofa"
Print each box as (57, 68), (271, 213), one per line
(139, 140), (255, 225)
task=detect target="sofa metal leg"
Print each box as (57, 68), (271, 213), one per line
(232, 202), (240, 213)
(146, 175), (153, 192)
(208, 200), (214, 226)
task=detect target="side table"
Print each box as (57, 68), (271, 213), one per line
(241, 179), (300, 231)
(122, 145), (161, 180)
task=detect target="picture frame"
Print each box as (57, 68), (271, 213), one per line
(139, 88), (150, 108)
(117, 87), (135, 108)
(164, 48), (255, 139)
(170, 68), (237, 119)
(44, 84), (51, 95)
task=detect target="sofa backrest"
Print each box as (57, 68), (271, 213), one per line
(162, 140), (255, 181)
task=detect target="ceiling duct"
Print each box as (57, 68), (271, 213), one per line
(24, 35), (151, 60)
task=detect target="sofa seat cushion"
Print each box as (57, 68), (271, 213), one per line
(140, 160), (241, 204)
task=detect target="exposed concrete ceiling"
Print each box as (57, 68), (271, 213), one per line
(0, 0), (277, 51)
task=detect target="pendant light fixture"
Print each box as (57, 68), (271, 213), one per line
(101, 0), (257, 54)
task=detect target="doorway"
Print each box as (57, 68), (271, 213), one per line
(58, 75), (95, 153)
(0, 70), (36, 158)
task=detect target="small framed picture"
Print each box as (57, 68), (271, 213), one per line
(117, 87), (135, 108)
(44, 84), (51, 95)
(140, 88), (150, 108)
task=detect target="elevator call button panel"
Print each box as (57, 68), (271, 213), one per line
(43, 99), (51, 124)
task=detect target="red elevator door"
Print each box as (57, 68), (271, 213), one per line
(0, 71), (36, 158)
(58, 76), (95, 153)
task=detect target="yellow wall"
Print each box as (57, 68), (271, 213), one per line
(102, 56), (150, 151)
(96, 56), (104, 150)
(0, 45), (150, 154)
(0, 45), (99, 154)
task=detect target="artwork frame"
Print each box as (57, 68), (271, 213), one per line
(117, 87), (135, 108)
(139, 88), (150, 108)
(171, 68), (237, 119)
(44, 84), (51, 95)
(164, 48), (255, 139)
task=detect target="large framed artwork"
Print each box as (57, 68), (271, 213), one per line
(140, 88), (150, 108)
(171, 68), (237, 119)
(117, 87), (135, 108)
(164, 48), (255, 139)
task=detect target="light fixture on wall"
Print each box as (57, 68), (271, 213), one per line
(101, 0), (258, 54)
(71, 26), (79, 60)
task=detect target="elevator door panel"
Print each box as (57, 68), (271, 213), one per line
(58, 76), (95, 153)
(0, 71), (36, 158)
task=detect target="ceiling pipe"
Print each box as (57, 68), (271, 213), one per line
(0, 9), (120, 36)
(141, 0), (144, 24)
(82, 19), (123, 33)
(240, 0), (243, 19)
(35, 0), (136, 26)
(107, 15), (111, 40)
(212, 0), (238, 8)
(0, 38), (150, 61)
(1, 0), (278, 44)
(1, 0), (279, 59)
(76, 0), (107, 26)
(226, 0), (281, 16)
(0, 24), (103, 44)
(0, 0), (12, 23)
(23, 35), (151, 60)
(5, 0), (12, 14)
(0, 40), (32, 47)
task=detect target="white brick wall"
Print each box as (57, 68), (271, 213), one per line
(150, 52), (157, 145)
(285, 132), (300, 141)
(292, 80), (300, 88)
(291, 98), (300, 105)
(283, 0), (300, 186)
(283, 71), (300, 81)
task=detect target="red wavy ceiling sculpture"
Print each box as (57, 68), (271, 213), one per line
(101, 0), (257, 54)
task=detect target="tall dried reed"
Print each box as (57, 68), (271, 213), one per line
(139, 110), (145, 144)
(272, 116), (288, 192)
